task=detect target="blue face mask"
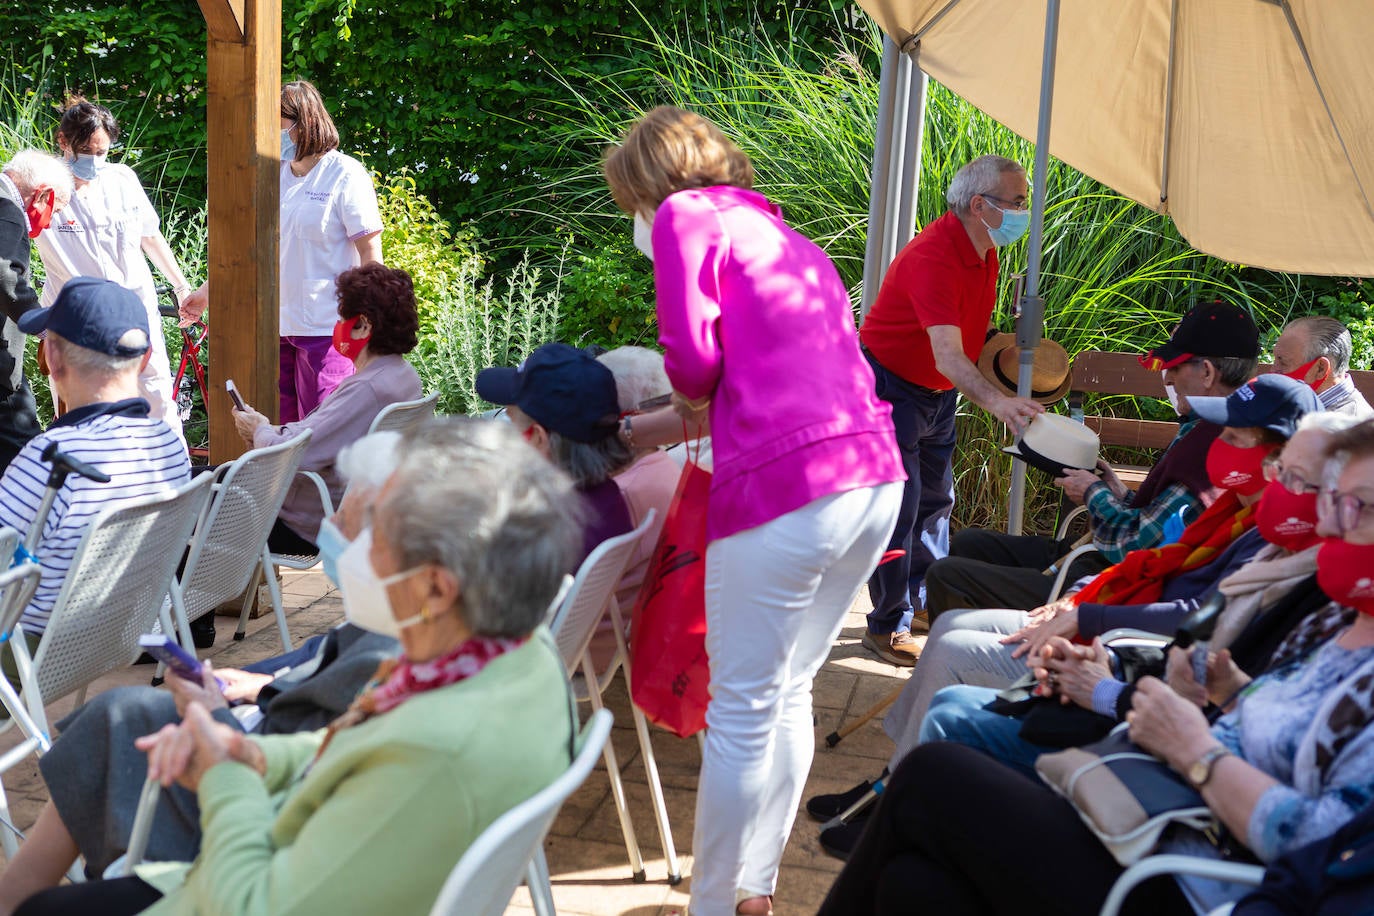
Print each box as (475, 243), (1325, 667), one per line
(69, 152), (107, 182)
(281, 125), (297, 162)
(982, 203), (1030, 247)
(315, 516), (349, 587)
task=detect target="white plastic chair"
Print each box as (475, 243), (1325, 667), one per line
(368, 391), (439, 435)
(546, 510), (682, 888)
(0, 475), (213, 856)
(1099, 853), (1265, 916)
(171, 431), (312, 655)
(262, 393), (438, 625)
(428, 709), (613, 916)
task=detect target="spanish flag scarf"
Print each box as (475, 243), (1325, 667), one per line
(1070, 491), (1257, 608)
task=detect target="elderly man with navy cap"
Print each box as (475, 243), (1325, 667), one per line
(0, 277), (188, 652)
(477, 342), (633, 560)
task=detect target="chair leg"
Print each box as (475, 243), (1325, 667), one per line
(580, 655), (645, 883)
(236, 564), (262, 641)
(526, 847), (555, 916)
(612, 632), (682, 886)
(261, 550), (292, 652)
(0, 782), (17, 860)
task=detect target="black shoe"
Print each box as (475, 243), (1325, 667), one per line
(190, 614), (216, 649)
(819, 807), (872, 861)
(805, 772), (886, 822)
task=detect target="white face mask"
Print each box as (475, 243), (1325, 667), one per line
(1162, 371), (1181, 416)
(633, 212), (654, 261)
(337, 528), (426, 638)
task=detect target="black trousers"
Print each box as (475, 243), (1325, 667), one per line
(817, 742), (1191, 916)
(15, 876), (162, 916)
(924, 528), (1110, 621)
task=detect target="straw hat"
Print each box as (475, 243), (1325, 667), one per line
(976, 333), (1072, 405)
(1002, 413), (1100, 478)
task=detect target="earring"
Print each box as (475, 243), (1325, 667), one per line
(420, 603), (432, 624)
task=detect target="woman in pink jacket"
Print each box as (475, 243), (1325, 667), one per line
(605, 107), (904, 916)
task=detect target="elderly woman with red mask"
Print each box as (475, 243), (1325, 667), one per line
(822, 416), (1374, 916)
(231, 262), (420, 553)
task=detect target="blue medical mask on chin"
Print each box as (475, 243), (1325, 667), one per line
(281, 124), (297, 162)
(982, 203), (1031, 247)
(69, 152), (108, 182)
(315, 516), (349, 587)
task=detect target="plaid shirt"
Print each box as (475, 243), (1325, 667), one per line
(1082, 418), (1206, 564)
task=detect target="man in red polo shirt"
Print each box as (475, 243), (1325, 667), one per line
(859, 155), (1044, 666)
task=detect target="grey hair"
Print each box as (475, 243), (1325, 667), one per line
(547, 430), (633, 488)
(3, 150), (74, 208)
(597, 346), (670, 413)
(1286, 316), (1354, 376)
(377, 417), (583, 638)
(1204, 355), (1260, 390)
(47, 331), (146, 378)
(946, 155), (1025, 215)
(336, 431), (401, 488)
(1295, 410), (1366, 437)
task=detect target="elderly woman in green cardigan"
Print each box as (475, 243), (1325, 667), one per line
(7, 418), (582, 916)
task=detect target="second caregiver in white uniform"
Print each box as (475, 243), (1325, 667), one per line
(34, 98), (195, 443)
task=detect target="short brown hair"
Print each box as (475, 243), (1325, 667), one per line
(1326, 418), (1374, 464)
(280, 81), (339, 160)
(603, 106), (754, 215)
(335, 263), (419, 356)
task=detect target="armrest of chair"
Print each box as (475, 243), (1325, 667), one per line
(1047, 543), (1100, 602)
(1056, 505), (1089, 543)
(1100, 628), (1172, 651)
(1099, 854), (1264, 916)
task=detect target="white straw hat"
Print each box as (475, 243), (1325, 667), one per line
(1002, 413), (1100, 477)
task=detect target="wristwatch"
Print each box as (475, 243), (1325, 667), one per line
(1187, 745), (1231, 789)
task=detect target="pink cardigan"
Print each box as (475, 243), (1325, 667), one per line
(651, 186), (904, 541)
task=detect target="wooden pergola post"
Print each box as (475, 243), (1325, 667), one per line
(198, 0), (280, 462)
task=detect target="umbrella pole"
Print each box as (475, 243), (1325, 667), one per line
(1008, 0), (1063, 536)
(860, 36), (901, 320)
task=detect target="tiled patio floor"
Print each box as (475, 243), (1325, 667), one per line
(0, 570), (911, 915)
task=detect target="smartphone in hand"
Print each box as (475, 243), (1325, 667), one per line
(225, 379), (247, 412)
(139, 634), (226, 689)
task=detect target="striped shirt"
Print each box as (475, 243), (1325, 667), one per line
(0, 399), (189, 634)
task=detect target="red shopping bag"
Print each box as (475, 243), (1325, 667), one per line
(629, 457), (711, 738)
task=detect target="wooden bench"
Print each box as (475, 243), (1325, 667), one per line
(1067, 351), (1374, 489)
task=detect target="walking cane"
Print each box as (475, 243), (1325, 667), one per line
(823, 547), (908, 749)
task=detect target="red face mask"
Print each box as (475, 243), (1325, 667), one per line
(24, 190), (54, 239)
(331, 316), (370, 360)
(1205, 438), (1271, 497)
(1281, 356), (1329, 391)
(1316, 538), (1374, 616)
(1254, 479), (1321, 550)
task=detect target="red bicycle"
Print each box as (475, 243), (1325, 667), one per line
(155, 285), (210, 462)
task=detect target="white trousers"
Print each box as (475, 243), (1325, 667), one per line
(690, 481), (901, 915)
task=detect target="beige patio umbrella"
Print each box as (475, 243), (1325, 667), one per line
(853, 0), (1374, 532)
(855, 0), (1374, 275)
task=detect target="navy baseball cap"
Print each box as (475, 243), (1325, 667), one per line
(1139, 301), (1260, 371)
(19, 277), (150, 357)
(1187, 374), (1321, 437)
(476, 343), (620, 443)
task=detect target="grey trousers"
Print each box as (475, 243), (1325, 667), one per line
(882, 607), (1030, 769)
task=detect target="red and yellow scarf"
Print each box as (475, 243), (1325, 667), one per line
(1070, 491), (1257, 608)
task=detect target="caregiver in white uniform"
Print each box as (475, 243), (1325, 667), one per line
(34, 97), (193, 443)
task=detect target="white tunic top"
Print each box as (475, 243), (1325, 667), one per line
(35, 164), (160, 309)
(279, 151), (383, 337)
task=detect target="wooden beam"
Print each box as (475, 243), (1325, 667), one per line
(201, 0), (279, 462)
(197, 0), (246, 42)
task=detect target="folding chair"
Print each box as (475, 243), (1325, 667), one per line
(1099, 853), (1265, 916)
(368, 391), (439, 435)
(175, 431), (313, 651)
(0, 475), (213, 857)
(546, 510), (682, 889)
(428, 709), (613, 916)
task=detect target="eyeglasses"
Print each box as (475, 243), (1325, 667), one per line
(1317, 487), (1374, 535)
(978, 192), (1029, 211)
(1262, 454), (1321, 494)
